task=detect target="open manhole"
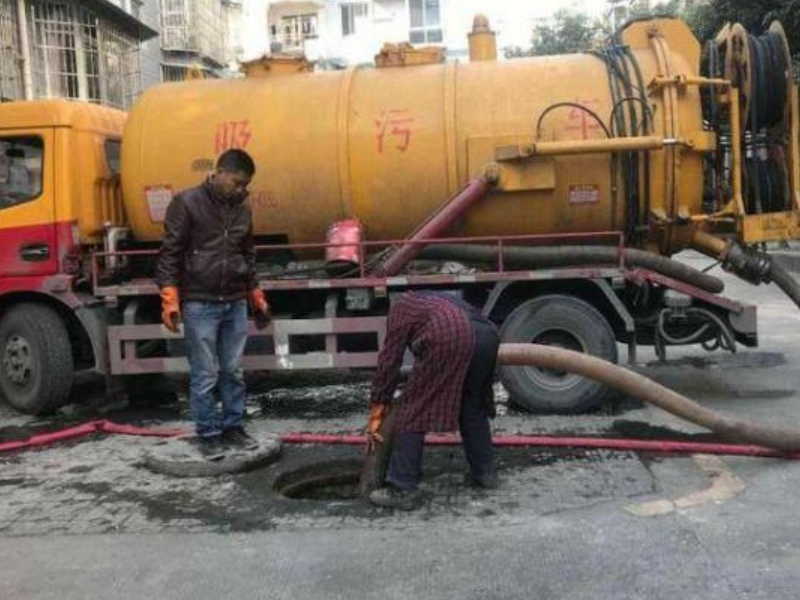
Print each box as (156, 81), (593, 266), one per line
(274, 458), (364, 500)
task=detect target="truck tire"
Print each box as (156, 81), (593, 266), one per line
(0, 303), (74, 414)
(498, 294), (617, 413)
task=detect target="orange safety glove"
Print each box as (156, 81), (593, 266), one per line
(365, 403), (388, 454)
(160, 286), (181, 332)
(248, 288), (271, 329)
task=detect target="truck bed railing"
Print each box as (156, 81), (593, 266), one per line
(91, 230), (626, 297)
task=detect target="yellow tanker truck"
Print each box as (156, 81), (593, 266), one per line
(0, 16), (798, 415)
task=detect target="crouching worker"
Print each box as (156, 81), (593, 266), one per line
(155, 149), (271, 459)
(366, 291), (500, 510)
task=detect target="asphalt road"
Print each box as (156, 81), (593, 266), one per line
(2, 252), (800, 599)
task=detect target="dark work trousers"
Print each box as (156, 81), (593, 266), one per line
(387, 318), (499, 491)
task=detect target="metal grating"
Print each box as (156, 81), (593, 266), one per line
(28, 0), (140, 109)
(160, 0), (225, 66)
(161, 63), (186, 82)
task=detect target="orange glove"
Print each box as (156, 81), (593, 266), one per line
(365, 403), (388, 454)
(248, 288), (271, 329)
(160, 286), (181, 332)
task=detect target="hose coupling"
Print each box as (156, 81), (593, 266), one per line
(722, 243), (772, 284)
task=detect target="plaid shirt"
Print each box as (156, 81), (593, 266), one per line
(370, 292), (475, 433)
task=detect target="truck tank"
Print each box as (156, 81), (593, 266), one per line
(121, 19), (706, 248)
(121, 17), (800, 265)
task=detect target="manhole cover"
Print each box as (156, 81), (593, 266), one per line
(273, 458), (364, 500)
(143, 435), (282, 478)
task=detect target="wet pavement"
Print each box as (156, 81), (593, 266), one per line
(3, 251), (800, 598)
(0, 379), (659, 536)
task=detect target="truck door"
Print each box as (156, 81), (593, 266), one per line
(0, 130), (57, 279)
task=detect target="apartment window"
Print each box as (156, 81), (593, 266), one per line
(0, 137), (43, 210)
(409, 0), (441, 44)
(341, 3), (367, 37)
(29, 1), (141, 109)
(278, 13), (318, 50)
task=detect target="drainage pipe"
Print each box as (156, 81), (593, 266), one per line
(16, 0), (33, 100)
(372, 176), (494, 277)
(418, 244), (725, 294)
(498, 343), (800, 452)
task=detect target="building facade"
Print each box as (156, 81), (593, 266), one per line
(260, 0), (606, 68)
(156, 0), (243, 81)
(0, 0), (156, 108)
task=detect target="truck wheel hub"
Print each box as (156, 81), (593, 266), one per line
(3, 335), (33, 386)
(530, 330), (584, 386)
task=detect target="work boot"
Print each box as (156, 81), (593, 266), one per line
(222, 426), (259, 450)
(464, 471), (500, 490)
(195, 435), (226, 461)
(368, 485), (422, 511)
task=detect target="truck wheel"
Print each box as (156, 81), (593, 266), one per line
(0, 303), (74, 414)
(498, 294), (617, 413)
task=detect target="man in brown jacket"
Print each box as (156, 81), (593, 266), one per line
(155, 149), (270, 459)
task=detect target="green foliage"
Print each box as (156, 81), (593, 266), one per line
(687, 0), (800, 36)
(629, 0), (682, 20)
(686, 0), (800, 66)
(516, 0), (800, 72)
(531, 10), (600, 56)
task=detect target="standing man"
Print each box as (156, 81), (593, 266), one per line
(366, 291), (500, 510)
(156, 149), (270, 458)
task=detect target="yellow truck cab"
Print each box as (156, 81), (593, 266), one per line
(0, 100), (125, 413)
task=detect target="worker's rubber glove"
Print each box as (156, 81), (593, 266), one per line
(365, 403), (387, 454)
(248, 288), (271, 329)
(160, 286), (181, 332)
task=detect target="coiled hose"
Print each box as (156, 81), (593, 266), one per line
(418, 244), (725, 294)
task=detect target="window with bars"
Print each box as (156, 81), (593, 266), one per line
(161, 64), (187, 82)
(277, 13), (318, 50)
(160, 0), (225, 66)
(341, 3), (367, 37)
(409, 0), (441, 44)
(28, 0), (141, 109)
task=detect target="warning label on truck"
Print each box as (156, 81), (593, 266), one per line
(568, 184), (600, 205)
(145, 186), (173, 222)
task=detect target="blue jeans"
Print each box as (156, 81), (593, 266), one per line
(182, 300), (249, 437)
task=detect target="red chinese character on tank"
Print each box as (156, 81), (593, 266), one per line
(565, 98), (601, 140)
(375, 109), (415, 153)
(215, 120), (253, 154)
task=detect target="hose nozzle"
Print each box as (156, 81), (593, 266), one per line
(721, 243), (773, 284)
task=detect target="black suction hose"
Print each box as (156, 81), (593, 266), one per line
(418, 244), (725, 294)
(769, 257), (800, 309)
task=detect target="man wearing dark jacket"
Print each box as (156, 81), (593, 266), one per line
(155, 149), (270, 458)
(366, 291), (500, 510)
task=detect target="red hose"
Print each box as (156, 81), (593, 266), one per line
(3, 421), (799, 460)
(0, 419), (186, 453)
(279, 432), (800, 459)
